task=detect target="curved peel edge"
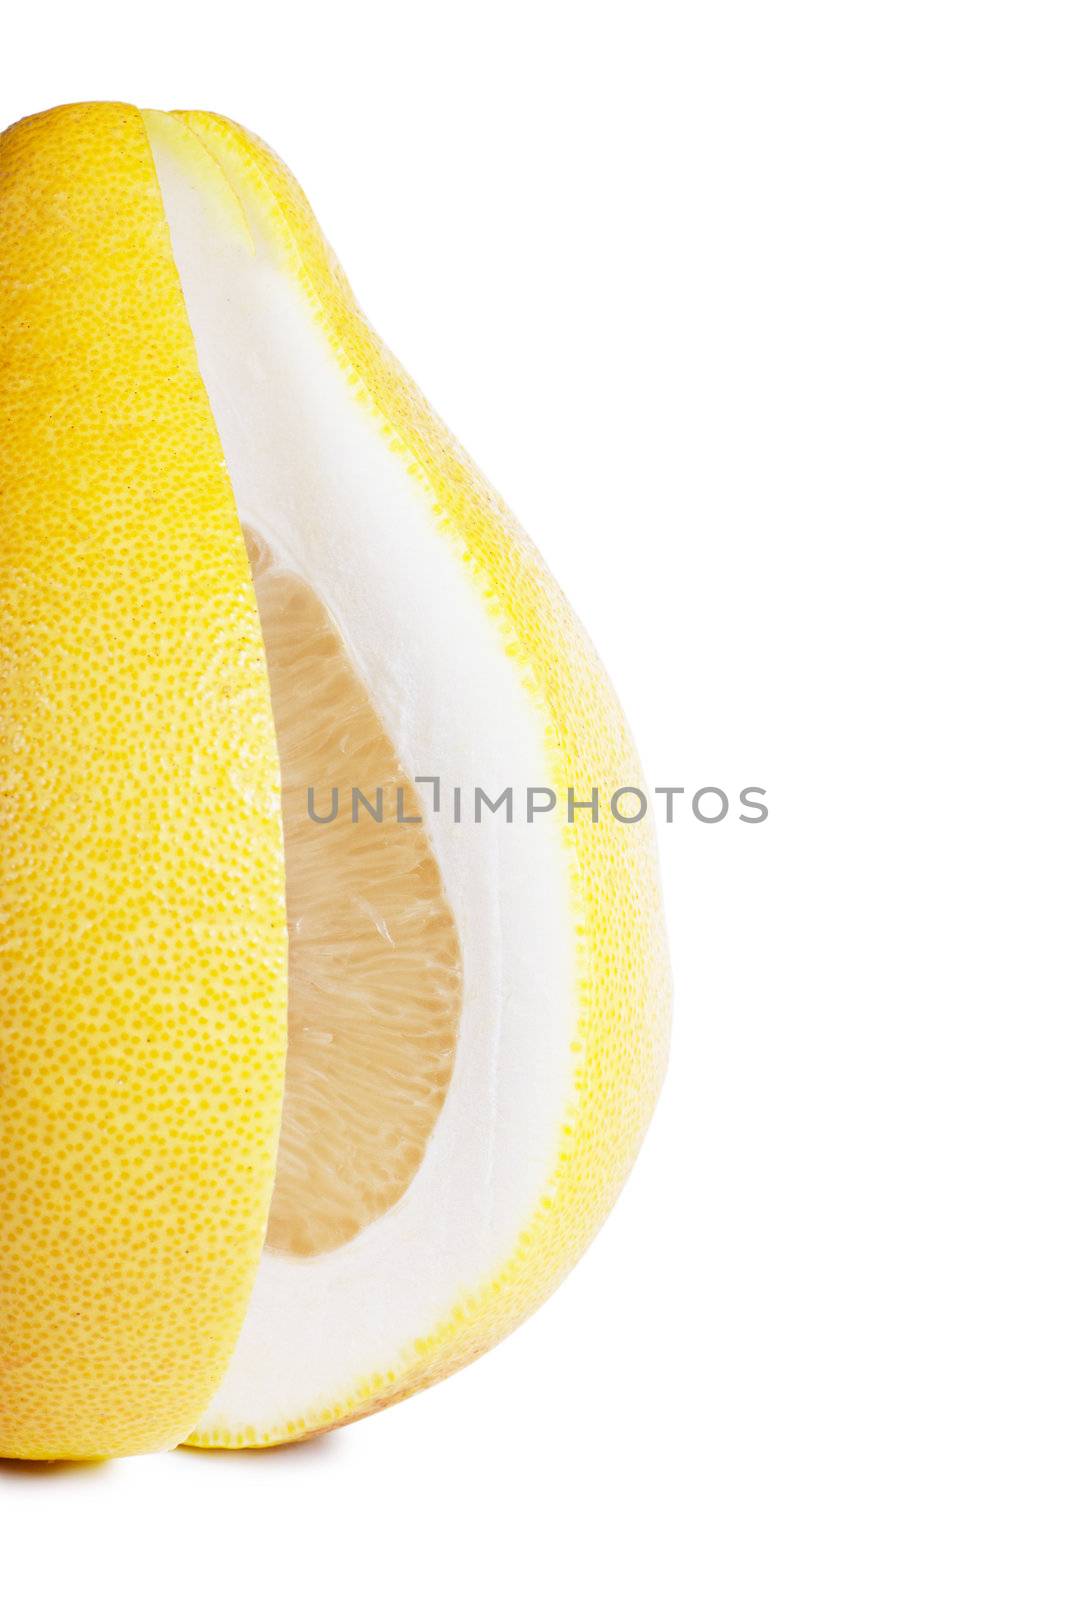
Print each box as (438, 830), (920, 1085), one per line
(142, 109), (672, 1449)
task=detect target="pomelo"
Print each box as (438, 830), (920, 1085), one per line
(0, 102), (670, 1458)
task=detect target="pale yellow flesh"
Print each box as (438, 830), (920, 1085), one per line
(246, 530), (462, 1259)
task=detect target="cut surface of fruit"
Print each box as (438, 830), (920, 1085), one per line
(245, 527), (462, 1259)
(143, 107), (670, 1448)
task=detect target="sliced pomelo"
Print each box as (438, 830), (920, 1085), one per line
(0, 102), (671, 1458)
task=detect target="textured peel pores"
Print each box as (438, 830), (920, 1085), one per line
(0, 104), (287, 1460)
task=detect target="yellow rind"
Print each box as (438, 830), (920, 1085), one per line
(162, 111), (672, 1449)
(0, 104), (287, 1459)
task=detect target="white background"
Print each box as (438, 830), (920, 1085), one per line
(2, 4), (1064, 1596)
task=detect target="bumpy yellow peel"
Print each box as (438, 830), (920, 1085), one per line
(0, 104), (287, 1460)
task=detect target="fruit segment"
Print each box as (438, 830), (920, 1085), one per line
(144, 109), (670, 1447)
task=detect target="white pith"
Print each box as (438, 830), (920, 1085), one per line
(147, 123), (576, 1435)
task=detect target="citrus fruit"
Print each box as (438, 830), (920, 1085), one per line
(0, 102), (671, 1458)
